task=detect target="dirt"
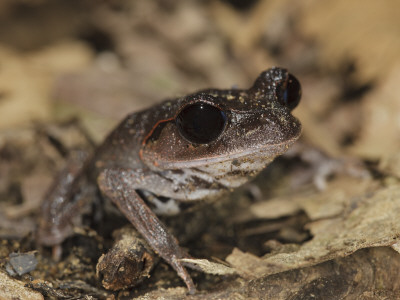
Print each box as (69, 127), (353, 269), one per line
(1, 1), (400, 299)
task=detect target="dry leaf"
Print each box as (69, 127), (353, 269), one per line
(227, 185), (400, 278)
(0, 271), (44, 300)
(248, 197), (301, 220)
(180, 258), (236, 275)
(350, 65), (400, 159)
(0, 41), (92, 130)
(300, 0), (400, 82)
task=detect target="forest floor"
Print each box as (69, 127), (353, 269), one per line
(1, 1), (400, 299)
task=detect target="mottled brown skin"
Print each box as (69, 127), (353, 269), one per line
(37, 67), (302, 294)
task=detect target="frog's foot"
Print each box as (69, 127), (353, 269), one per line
(285, 141), (370, 190)
(98, 168), (196, 294)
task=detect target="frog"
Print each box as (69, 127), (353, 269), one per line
(37, 67), (302, 294)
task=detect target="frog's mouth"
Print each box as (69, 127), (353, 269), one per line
(140, 105), (302, 170)
(148, 134), (301, 202)
(143, 130), (301, 170)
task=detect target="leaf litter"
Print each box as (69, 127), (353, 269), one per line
(0, 0), (400, 299)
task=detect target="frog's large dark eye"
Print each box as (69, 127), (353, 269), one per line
(176, 102), (227, 144)
(282, 73), (302, 110)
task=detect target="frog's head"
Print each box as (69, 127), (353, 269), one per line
(140, 67), (302, 181)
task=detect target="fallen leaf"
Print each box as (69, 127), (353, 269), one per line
(180, 258), (236, 276)
(300, 0), (400, 82)
(0, 271), (44, 300)
(350, 65), (400, 159)
(227, 185), (400, 278)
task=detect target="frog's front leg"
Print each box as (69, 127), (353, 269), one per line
(97, 168), (196, 294)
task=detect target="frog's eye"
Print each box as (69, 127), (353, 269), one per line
(176, 102), (227, 144)
(282, 73), (302, 110)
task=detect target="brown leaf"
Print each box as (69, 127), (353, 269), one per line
(227, 185), (400, 278)
(300, 0), (400, 82)
(0, 271), (44, 300)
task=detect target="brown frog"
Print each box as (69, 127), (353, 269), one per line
(37, 67), (302, 294)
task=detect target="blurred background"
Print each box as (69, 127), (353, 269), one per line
(0, 0), (398, 157)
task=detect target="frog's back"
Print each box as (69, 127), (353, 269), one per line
(90, 100), (179, 178)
